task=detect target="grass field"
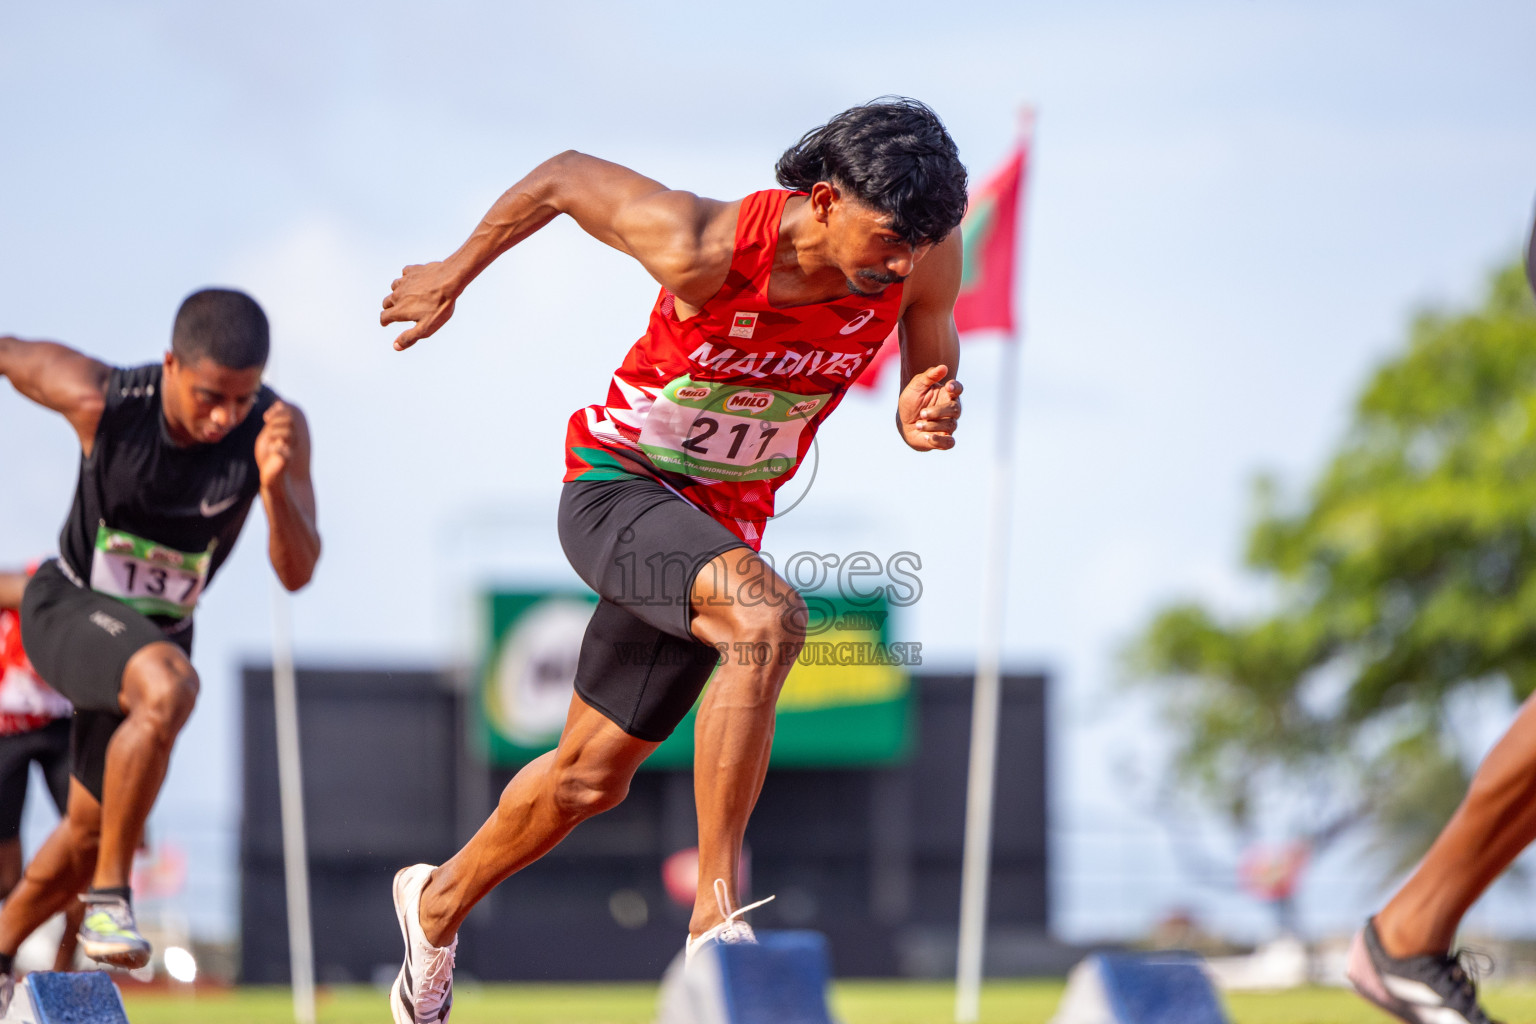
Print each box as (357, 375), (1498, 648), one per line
(113, 980), (1536, 1023)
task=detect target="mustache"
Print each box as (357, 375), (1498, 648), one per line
(856, 269), (906, 285)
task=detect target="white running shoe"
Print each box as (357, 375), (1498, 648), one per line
(684, 878), (775, 964)
(391, 864), (457, 1024)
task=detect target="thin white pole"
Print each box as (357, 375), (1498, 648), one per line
(956, 109), (1035, 1024)
(954, 335), (1020, 1024)
(271, 583), (316, 1024)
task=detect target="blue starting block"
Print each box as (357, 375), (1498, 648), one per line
(1050, 953), (1229, 1024)
(656, 931), (838, 1024)
(2, 972), (130, 1024)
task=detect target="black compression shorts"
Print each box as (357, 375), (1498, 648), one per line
(20, 559), (193, 801)
(557, 476), (749, 742)
(0, 718), (71, 840)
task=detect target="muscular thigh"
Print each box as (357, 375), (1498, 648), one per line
(20, 560), (191, 715)
(559, 477), (749, 742)
(558, 476), (748, 641)
(685, 546), (806, 654)
(69, 710), (127, 805)
(572, 600), (722, 743)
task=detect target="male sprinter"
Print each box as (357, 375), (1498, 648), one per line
(1346, 216), (1536, 1024)
(0, 289), (320, 995)
(0, 568), (82, 970)
(380, 97), (966, 1023)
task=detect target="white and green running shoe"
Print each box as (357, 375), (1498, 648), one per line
(78, 893), (152, 969)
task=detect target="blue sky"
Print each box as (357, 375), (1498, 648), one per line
(3, 0), (1534, 943)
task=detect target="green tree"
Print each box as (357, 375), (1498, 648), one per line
(1130, 259), (1536, 912)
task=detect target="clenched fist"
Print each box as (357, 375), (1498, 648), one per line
(255, 401), (300, 488)
(897, 364), (963, 451)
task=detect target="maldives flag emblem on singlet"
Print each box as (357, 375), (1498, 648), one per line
(729, 312), (758, 339)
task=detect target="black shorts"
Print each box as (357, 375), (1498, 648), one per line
(0, 718), (71, 840)
(20, 559), (193, 801)
(557, 476), (749, 742)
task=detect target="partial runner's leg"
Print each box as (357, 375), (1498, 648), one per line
(0, 841), (20, 903)
(0, 729), (34, 899)
(686, 548), (805, 940)
(32, 717), (81, 970)
(95, 641), (198, 890)
(0, 779), (100, 957)
(1375, 693), (1536, 957)
(13, 564), (183, 970)
(53, 900), (84, 972)
(416, 692), (656, 947)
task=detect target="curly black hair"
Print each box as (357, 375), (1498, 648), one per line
(776, 97), (968, 246)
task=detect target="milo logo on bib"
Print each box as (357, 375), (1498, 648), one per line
(637, 376), (831, 483)
(724, 392), (773, 414)
(89, 524), (212, 619)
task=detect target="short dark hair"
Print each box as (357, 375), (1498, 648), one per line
(171, 288), (269, 370)
(776, 97), (968, 246)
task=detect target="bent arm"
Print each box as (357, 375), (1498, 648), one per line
(381, 152), (729, 349)
(893, 235), (964, 451)
(260, 405), (320, 591)
(897, 233), (963, 385)
(462, 152), (724, 286)
(0, 337), (109, 451)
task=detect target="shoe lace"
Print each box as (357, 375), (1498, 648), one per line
(418, 940), (457, 1003)
(711, 878), (774, 943)
(1445, 948), (1498, 1022)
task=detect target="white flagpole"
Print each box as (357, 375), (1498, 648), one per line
(267, 340), (316, 1024)
(955, 109), (1034, 1024)
(271, 583), (316, 1024)
(953, 339), (1019, 1023)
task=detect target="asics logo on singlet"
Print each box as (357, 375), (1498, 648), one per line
(840, 309), (876, 335)
(200, 493), (239, 517)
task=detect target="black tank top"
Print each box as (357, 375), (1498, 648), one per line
(58, 364), (276, 624)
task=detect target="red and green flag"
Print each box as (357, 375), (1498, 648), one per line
(852, 137), (1030, 389)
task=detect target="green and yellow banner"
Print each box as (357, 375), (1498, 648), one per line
(476, 589), (914, 769)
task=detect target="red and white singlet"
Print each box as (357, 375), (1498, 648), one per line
(0, 606), (72, 736)
(564, 189), (901, 549)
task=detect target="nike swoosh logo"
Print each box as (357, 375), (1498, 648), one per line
(200, 494), (239, 517)
(840, 309), (876, 335)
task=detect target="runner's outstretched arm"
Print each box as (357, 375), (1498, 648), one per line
(0, 337), (109, 452)
(380, 151), (730, 351)
(255, 401), (320, 590)
(893, 232), (964, 451)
